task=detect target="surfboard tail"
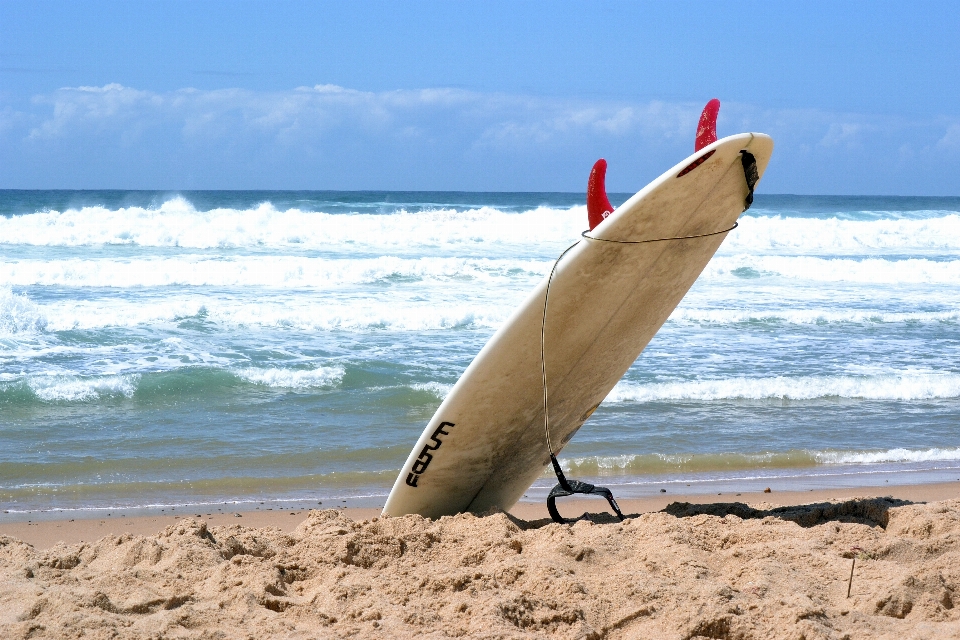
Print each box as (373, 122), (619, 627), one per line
(586, 99), (720, 231)
(587, 158), (614, 231)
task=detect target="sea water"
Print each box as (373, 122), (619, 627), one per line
(2, 191), (959, 515)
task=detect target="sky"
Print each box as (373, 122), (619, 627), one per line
(1, 1), (959, 194)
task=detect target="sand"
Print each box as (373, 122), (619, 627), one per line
(2, 488), (960, 638)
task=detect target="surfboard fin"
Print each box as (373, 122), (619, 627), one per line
(587, 159), (614, 231)
(695, 98), (720, 151)
(546, 454), (625, 524)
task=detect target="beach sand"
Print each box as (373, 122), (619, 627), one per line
(2, 483), (959, 638)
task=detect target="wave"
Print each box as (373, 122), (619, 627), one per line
(815, 447), (960, 465)
(0, 366), (347, 404)
(706, 255), (960, 285)
(556, 447), (960, 476)
(0, 255), (548, 288)
(669, 308), (960, 325)
(0, 295), (515, 333)
(0, 373), (141, 403)
(411, 382), (454, 399)
(605, 372), (960, 402)
(722, 214), (960, 255)
(236, 366), (345, 389)
(9, 254), (960, 289)
(0, 287), (47, 335)
(0, 197), (585, 249)
(3, 197), (960, 255)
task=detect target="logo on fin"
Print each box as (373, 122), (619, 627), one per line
(587, 158), (614, 231)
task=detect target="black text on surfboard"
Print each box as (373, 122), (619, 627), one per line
(405, 422), (455, 487)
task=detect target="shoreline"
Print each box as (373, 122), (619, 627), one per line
(5, 460), (958, 523)
(3, 479), (957, 550)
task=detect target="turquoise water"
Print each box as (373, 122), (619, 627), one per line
(2, 191), (960, 514)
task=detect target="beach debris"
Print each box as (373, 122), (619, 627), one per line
(233, 513), (242, 518)
(847, 546), (862, 598)
(764, 488), (772, 493)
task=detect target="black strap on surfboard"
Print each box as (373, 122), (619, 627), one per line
(541, 149), (755, 524)
(740, 150), (758, 211)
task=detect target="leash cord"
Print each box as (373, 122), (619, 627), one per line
(540, 221), (739, 456)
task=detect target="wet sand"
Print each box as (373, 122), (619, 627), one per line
(2, 481), (958, 550)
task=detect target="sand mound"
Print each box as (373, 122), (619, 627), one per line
(2, 498), (960, 638)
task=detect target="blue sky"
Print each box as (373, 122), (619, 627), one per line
(1, 1), (958, 194)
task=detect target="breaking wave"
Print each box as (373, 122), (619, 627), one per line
(0, 373), (141, 403)
(0, 198), (584, 249)
(236, 366), (345, 389)
(605, 372), (960, 402)
(706, 255), (960, 284)
(2, 197), (959, 255)
(722, 214), (960, 255)
(669, 308), (960, 325)
(0, 256), (548, 288)
(558, 447), (960, 476)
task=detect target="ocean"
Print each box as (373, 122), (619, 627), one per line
(2, 190), (960, 517)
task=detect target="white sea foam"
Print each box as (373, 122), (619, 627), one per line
(704, 255), (960, 285)
(4, 198), (960, 255)
(669, 308), (960, 325)
(722, 214), (960, 255)
(13, 291), (960, 336)
(0, 198), (585, 249)
(236, 366), (345, 389)
(23, 374), (140, 402)
(605, 372), (960, 402)
(814, 447), (960, 465)
(411, 382), (454, 399)
(6, 253), (960, 288)
(31, 296), (516, 332)
(551, 448), (960, 476)
(0, 287), (47, 335)
(0, 256), (548, 288)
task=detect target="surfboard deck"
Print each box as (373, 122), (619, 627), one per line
(383, 132), (774, 519)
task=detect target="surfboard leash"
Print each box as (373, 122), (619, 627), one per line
(540, 239), (627, 524)
(580, 221), (738, 245)
(540, 151), (755, 524)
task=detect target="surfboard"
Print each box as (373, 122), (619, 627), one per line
(383, 127), (774, 520)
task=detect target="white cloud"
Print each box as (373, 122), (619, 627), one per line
(20, 83), (704, 149)
(29, 83), (162, 141)
(817, 122), (865, 148)
(936, 123), (960, 151)
(3, 83), (960, 193)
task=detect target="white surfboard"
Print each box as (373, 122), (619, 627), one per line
(383, 131), (774, 519)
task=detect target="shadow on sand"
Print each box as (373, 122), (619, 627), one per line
(509, 496), (915, 530)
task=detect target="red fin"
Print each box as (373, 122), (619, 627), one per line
(695, 98), (720, 151)
(587, 158), (614, 231)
